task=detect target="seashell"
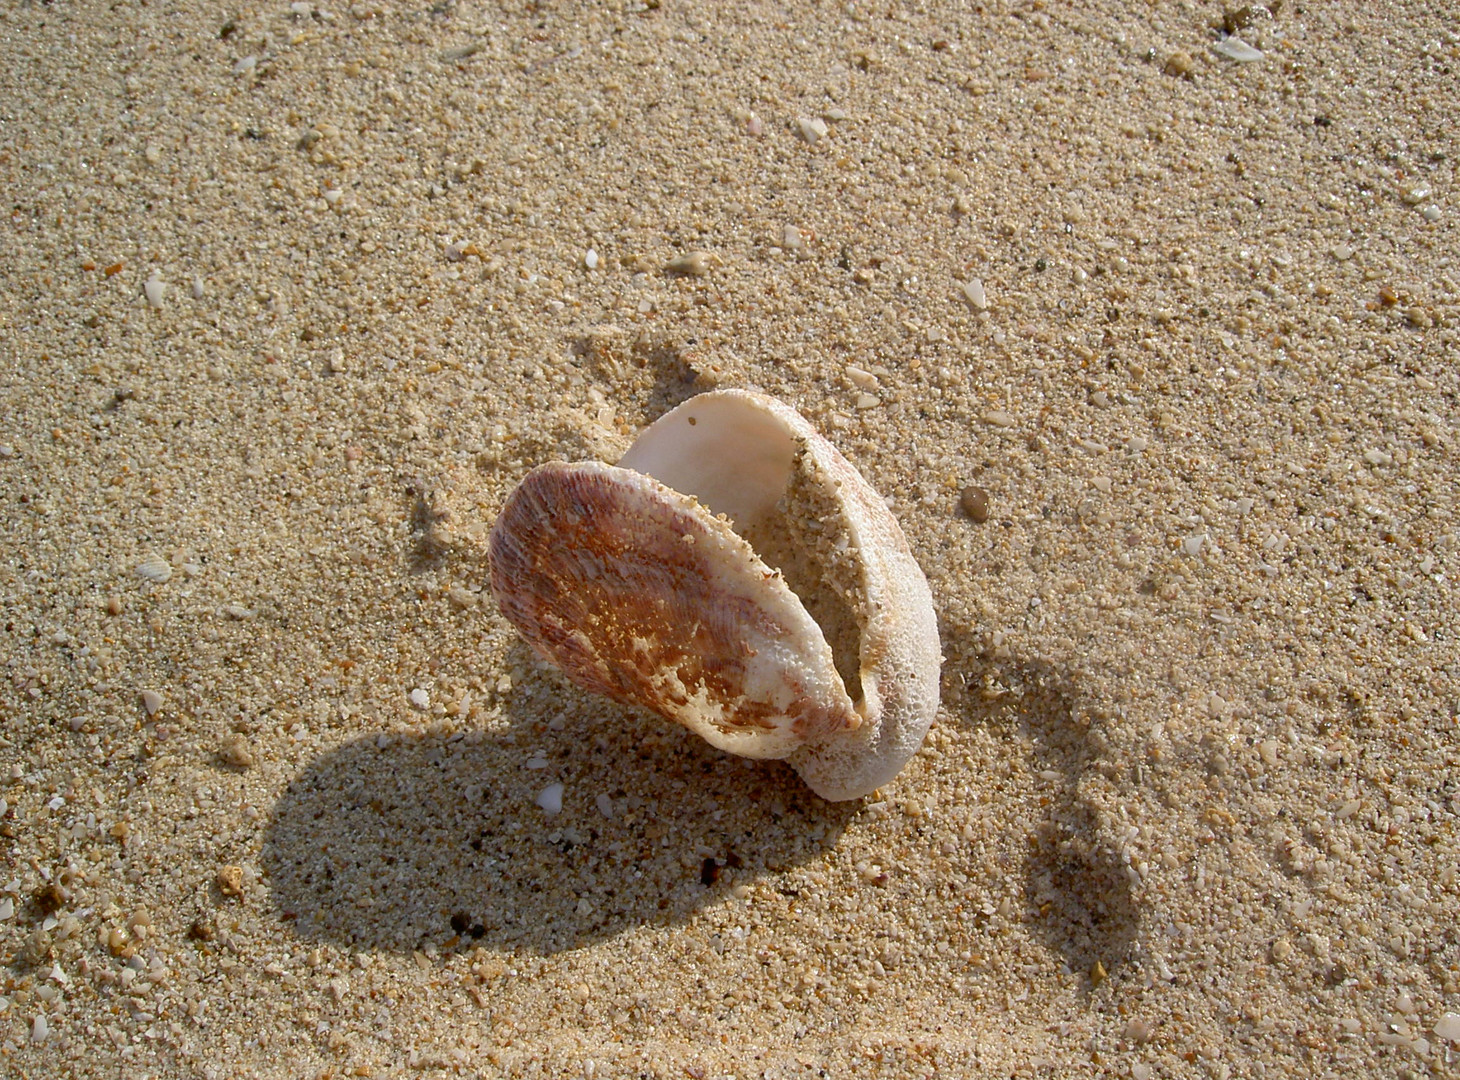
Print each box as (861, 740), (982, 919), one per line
(487, 390), (940, 801)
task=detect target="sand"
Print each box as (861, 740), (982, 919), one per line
(1, 1), (1456, 1076)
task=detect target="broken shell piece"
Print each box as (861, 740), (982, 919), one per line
(488, 390), (941, 800)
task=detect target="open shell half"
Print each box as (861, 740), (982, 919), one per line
(487, 390), (940, 801)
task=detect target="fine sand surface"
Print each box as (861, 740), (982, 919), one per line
(2, 2), (1457, 1076)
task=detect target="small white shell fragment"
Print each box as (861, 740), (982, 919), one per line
(795, 116), (829, 144)
(141, 689), (163, 715)
(144, 275), (166, 309)
(594, 793), (614, 818)
(1211, 37), (1263, 62)
(408, 688), (430, 709)
(960, 277), (989, 311)
(584, 249), (599, 270)
(489, 390), (941, 801)
(536, 782), (564, 815)
(233, 55), (258, 76)
(191, 276), (205, 299)
(322, 186), (343, 206)
(980, 410), (1016, 428)
(31, 1014), (47, 1043)
(135, 556), (172, 583)
(1435, 1013), (1460, 1042)
(0, 897), (13, 920)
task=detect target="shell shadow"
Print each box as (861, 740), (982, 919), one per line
(260, 652), (855, 956)
(942, 640), (1142, 988)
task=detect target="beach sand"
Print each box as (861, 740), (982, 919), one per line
(1, 1), (1456, 1075)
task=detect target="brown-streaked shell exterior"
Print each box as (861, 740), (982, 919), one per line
(487, 389), (941, 801)
(488, 460), (859, 760)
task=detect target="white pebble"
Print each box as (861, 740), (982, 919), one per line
(291, 1), (313, 14)
(1211, 37), (1263, 62)
(408, 688), (430, 709)
(781, 225), (804, 251)
(191, 276), (205, 300)
(233, 55), (258, 76)
(980, 410), (1016, 428)
(144, 275), (166, 309)
(0, 898), (13, 920)
(584, 249), (599, 270)
(594, 793), (614, 818)
(795, 116), (829, 144)
(1435, 1013), (1460, 1041)
(536, 782), (564, 815)
(31, 1014), (47, 1043)
(1182, 533), (1207, 556)
(140, 689), (163, 715)
(322, 187), (343, 206)
(135, 556), (172, 583)
(1419, 204), (1441, 222)
(960, 277), (989, 311)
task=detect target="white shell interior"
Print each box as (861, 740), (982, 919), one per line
(618, 394), (799, 534)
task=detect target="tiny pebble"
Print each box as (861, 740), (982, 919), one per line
(144, 275), (166, 309)
(665, 251), (716, 277)
(959, 485), (991, 523)
(135, 556), (172, 583)
(408, 688), (430, 709)
(595, 793), (614, 818)
(218, 734), (255, 768)
(1419, 204), (1440, 222)
(1123, 1017), (1154, 1043)
(233, 55), (257, 76)
(795, 116), (829, 144)
(1211, 37), (1263, 62)
(140, 689), (163, 716)
(1163, 50), (1194, 77)
(536, 782), (564, 816)
(191, 276), (205, 299)
(1435, 1013), (1460, 1041)
(960, 277), (989, 311)
(0, 898), (13, 920)
(584, 249), (598, 270)
(31, 1013), (47, 1043)
(981, 410), (1016, 428)
(1182, 533), (1207, 556)
(217, 865), (245, 897)
(1400, 186), (1431, 206)
(1331, 244), (1353, 260)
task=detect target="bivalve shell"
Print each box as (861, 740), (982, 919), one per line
(488, 390), (941, 800)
